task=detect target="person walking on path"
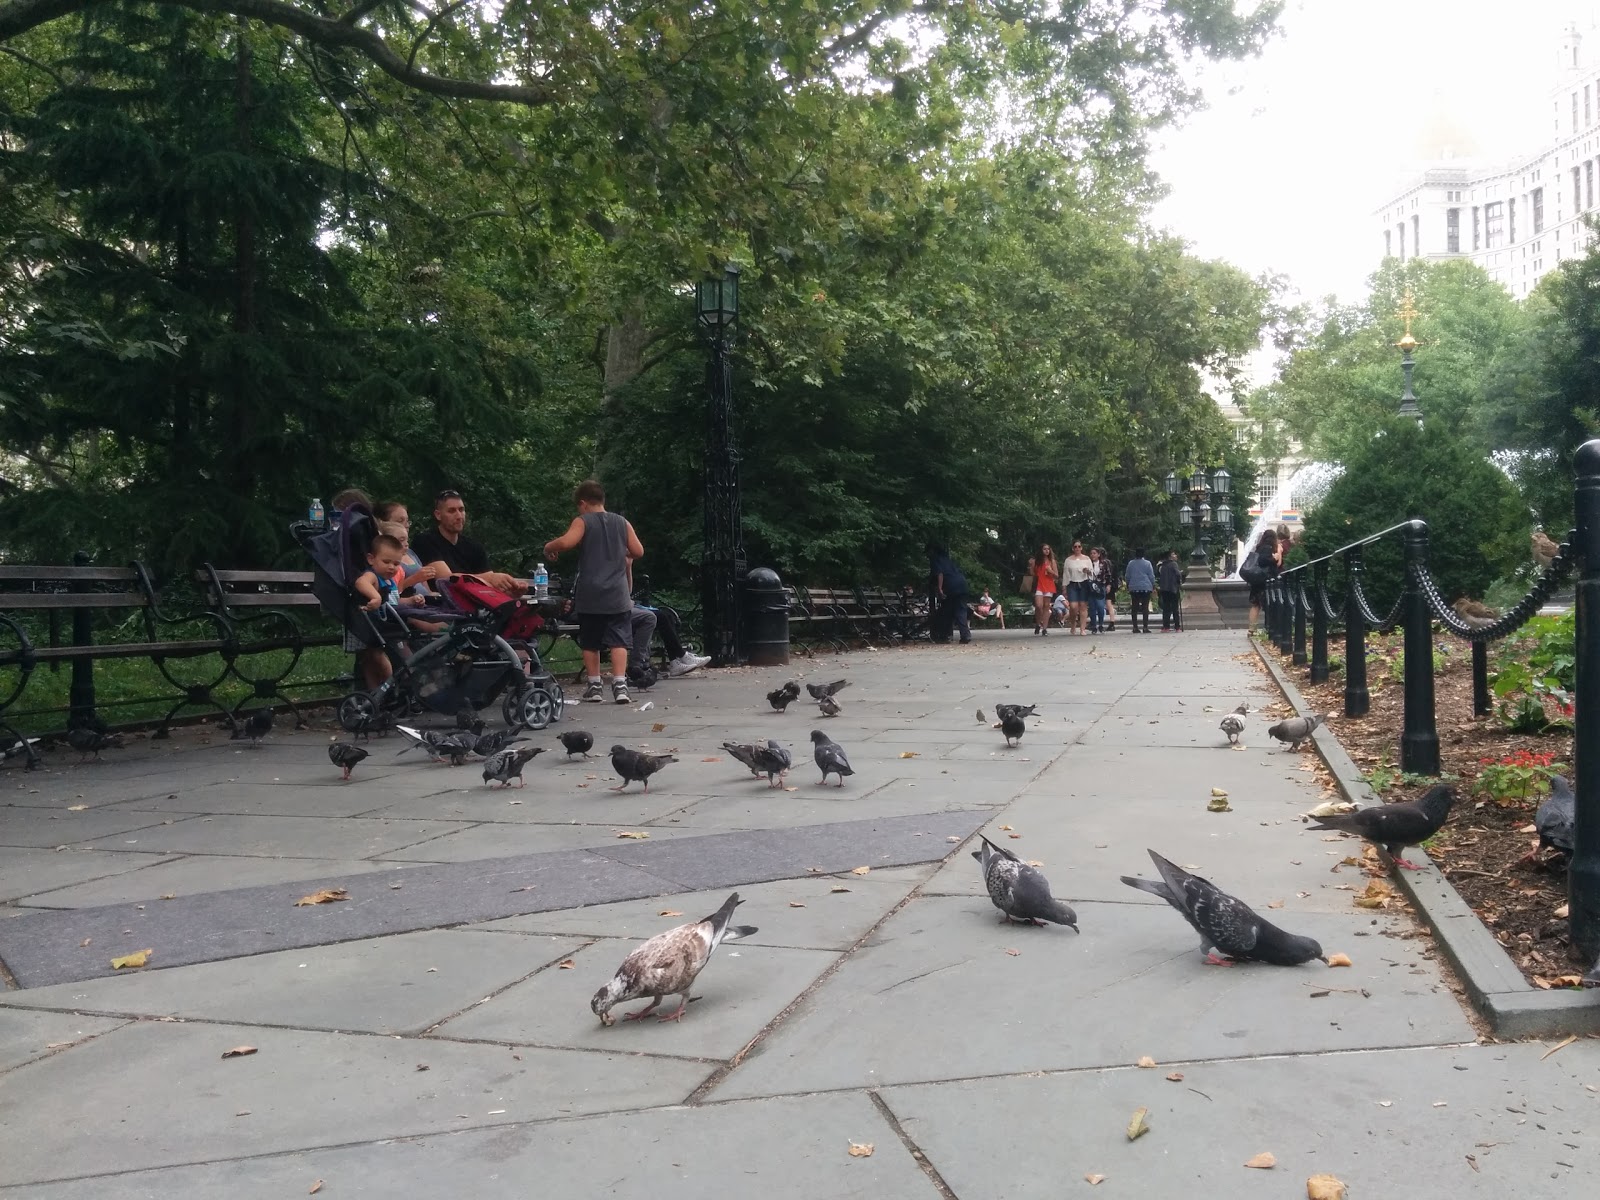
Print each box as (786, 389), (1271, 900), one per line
(927, 543), (972, 644)
(543, 480), (645, 705)
(1060, 540), (1094, 636)
(1242, 527), (1280, 632)
(1025, 544), (1059, 636)
(1086, 546), (1113, 634)
(1123, 548), (1155, 632)
(1157, 550), (1183, 631)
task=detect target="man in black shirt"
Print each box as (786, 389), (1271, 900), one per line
(412, 490), (522, 595)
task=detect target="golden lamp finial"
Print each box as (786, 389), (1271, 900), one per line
(1396, 289), (1419, 352)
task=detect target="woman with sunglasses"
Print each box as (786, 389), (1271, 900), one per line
(1060, 540), (1094, 635)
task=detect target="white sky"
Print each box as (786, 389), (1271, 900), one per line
(1149, 0), (1598, 308)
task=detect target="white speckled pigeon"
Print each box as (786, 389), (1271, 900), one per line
(591, 892), (757, 1025)
(972, 835), (1077, 929)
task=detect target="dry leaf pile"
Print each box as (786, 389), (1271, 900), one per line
(294, 888), (348, 907)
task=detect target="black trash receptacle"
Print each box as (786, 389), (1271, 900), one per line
(743, 567), (790, 666)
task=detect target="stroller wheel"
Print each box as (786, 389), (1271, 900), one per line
(504, 684), (558, 731)
(338, 692), (379, 734)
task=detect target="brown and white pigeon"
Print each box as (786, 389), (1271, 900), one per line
(1532, 529), (1561, 571)
(723, 742), (766, 777)
(1267, 713), (1322, 750)
(1305, 784), (1454, 870)
(972, 835), (1077, 929)
(590, 892), (758, 1025)
(610, 745), (677, 792)
(1452, 597), (1499, 630)
(817, 693), (842, 718)
(328, 742), (368, 781)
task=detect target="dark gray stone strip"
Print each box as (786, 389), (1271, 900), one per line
(0, 810), (987, 990)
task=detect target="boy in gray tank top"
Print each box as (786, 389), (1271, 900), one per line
(544, 480), (645, 704)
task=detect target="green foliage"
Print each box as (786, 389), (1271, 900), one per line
(1474, 749), (1565, 808)
(1490, 610), (1575, 732)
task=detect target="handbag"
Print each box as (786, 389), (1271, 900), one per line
(1019, 571), (1033, 597)
(1088, 577), (1105, 599)
(1239, 551), (1266, 586)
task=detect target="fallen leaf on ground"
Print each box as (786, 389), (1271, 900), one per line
(1136, 1055), (1157, 1068)
(1026, 859), (1044, 867)
(66, 804), (86, 811)
(159, 893), (175, 900)
(1207, 797), (1232, 813)
(659, 910), (683, 917)
(1126, 1107), (1150, 1140)
(415, 1063), (429, 1071)
(1353, 880), (1392, 910)
(557, 960), (575, 970)
(701, 756), (721, 762)
(1085, 1174), (1105, 1185)
(789, 901), (806, 908)
(309, 1183), (323, 1196)
(850, 866), (871, 875)
(830, 886), (851, 893)
(294, 888), (349, 907)
(616, 831), (650, 839)
(1008, 833), (1022, 839)
(1165, 1071), (1184, 1082)
(1244, 1152), (1277, 1169)
(1541, 1034), (1578, 1059)
(1267, 900), (1284, 909)
(847, 1142), (874, 1157)
(947, 836), (961, 842)
(1209, 787), (1228, 797)
(999, 824), (1013, 831)
(1556, 902), (1570, 919)
(1003, 948), (1020, 956)
(221, 1046), (257, 1059)
(651, 722), (666, 732)
(1306, 1175), (1346, 1199)
(79, 938), (91, 948)
(899, 751), (919, 759)
(111, 949), (152, 969)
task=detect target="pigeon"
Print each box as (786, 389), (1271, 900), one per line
(558, 729), (594, 758)
(1522, 775), (1576, 869)
(810, 730), (853, 787)
(723, 741), (766, 777)
(435, 732), (476, 766)
(328, 742), (368, 781)
(610, 745), (677, 792)
(817, 693), (842, 718)
(998, 711), (1026, 747)
(348, 707), (393, 741)
(1121, 849), (1326, 966)
(591, 892), (758, 1025)
(1220, 713), (1245, 745)
(993, 703), (1037, 723)
(2, 736), (40, 764)
(483, 745), (544, 788)
(1532, 529), (1561, 571)
(767, 681), (801, 713)
(972, 835), (1078, 929)
(395, 724), (454, 761)
(1266, 713), (1322, 750)
(1304, 784), (1455, 870)
(454, 705), (485, 734)
(472, 727), (525, 758)
(752, 740), (792, 788)
(1231, 702), (1250, 715)
(66, 727), (124, 759)
(230, 709), (273, 747)
(805, 679), (850, 702)
(1452, 597), (1500, 629)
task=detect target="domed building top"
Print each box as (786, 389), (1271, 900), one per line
(1413, 92), (1480, 163)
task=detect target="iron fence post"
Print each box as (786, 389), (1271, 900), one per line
(1343, 548), (1369, 717)
(1400, 520), (1440, 776)
(68, 549), (97, 729)
(1569, 439), (1600, 963)
(1471, 641), (1491, 718)
(1275, 575), (1293, 655)
(1310, 561), (1330, 684)
(1292, 576), (1307, 666)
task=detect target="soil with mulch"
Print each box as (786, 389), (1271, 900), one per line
(1261, 630), (1582, 991)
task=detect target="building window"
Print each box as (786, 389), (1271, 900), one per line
(1384, 229), (1393, 258)
(1484, 201), (1504, 247)
(1509, 198), (1516, 243)
(1259, 473), (1279, 507)
(1534, 187), (1545, 233)
(1587, 85), (1592, 125)
(1576, 167), (1582, 212)
(1447, 208), (1460, 253)
(1576, 92), (1581, 132)
(1473, 206), (1481, 250)
(1589, 160), (1595, 209)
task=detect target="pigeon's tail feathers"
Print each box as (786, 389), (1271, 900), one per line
(724, 924), (759, 942)
(1120, 874), (1175, 902)
(979, 834), (1020, 863)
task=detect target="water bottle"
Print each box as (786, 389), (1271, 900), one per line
(533, 562), (549, 600)
(308, 497), (325, 526)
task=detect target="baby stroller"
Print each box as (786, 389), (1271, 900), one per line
(294, 506), (565, 733)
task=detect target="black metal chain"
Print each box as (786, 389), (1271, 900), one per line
(1416, 530), (1575, 644)
(1349, 574), (1403, 632)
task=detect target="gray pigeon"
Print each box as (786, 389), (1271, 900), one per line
(557, 729), (594, 758)
(767, 681), (801, 713)
(611, 745), (677, 792)
(1121, 849), (1326, 966)
(230, 709), (273, 747)
(976, 709), (987, 724)
(810, 730), (853, 787)
(1524, 775), (1575, 868)
(67, 727), (124, 759)
(817, 693), (842, 718)
(994, 703), (1038, 722)
(1305, 784), (1455, 870)
(483, 745), (544, 788)
(433, 732), (476, 766)
(328, 742), (368, 781)
(591, 892), (758, 1025)
(752, 740), (792, 788)
(1220, 713), (1245, 745)
(723, 742), (766, 777)
(472, 727), (525, 758)
(972, 835), (1078, 929)
(395, 724), (454, 761)
(805, 679), (850, 701)
(998, 711), (1025, 747)
(1267, 713), (1322, 750)
(454, 706), (485, 734)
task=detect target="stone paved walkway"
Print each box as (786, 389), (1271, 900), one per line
(1, 631), (1595, 1197)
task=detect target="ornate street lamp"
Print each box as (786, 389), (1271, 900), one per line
(1169, 465), (1232, 580)
(696, 264), (744, 665)
(1396, 288), (1422, 426)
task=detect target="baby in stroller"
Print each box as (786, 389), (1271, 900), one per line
(296, 505), (565, 734)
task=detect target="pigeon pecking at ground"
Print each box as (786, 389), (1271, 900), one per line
(395, 725), (455, 761)
(1219, 712), (1245, 746)
(591, 892), (758, 1025)
(972, 835), (1078, 929)
(752, 740), (792, 788)
(723, 742), (766, 777)
(997, 711), (1026, 747)
(472, 727), (525, 758)
(817, 693), (842, 718)
(1304, 784), (1455, 871)
(66, 727), (124, 759)
(328, 742), (368, 781)
(810, 730), (854, 787)
(230, 709), (274, 747)
(610, 745), (677, 792)
(1267, 713), (1322, 750)
(483, 745), (544, 788)
(557, 730), (594, 758)
(1522, 775), (1575, 869)
(433, 732), (476, 766)
(805, 679), (850, 702)
(767, 681), (801, 713)
(1121, 849), (1326, 966)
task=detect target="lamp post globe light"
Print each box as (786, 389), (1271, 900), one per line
(1169, 465), (1232, 581)
(696, 264), (745, 666)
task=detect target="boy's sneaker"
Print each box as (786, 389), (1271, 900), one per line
(581, 680), (604, 703)
(611, 680), (631, 705)
(668, 652), (712, 678)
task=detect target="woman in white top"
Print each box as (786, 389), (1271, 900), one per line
(1059, 540), (1094, 636)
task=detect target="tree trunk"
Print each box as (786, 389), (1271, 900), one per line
(603, 308), (650, 402)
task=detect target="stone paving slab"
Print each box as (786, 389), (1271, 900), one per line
(0, 847), (169, 904)
(0, 806), (205, 848)
(711, 895), (1473, 1098)
(0, 1092), (935, 1200)
(879, 1040), (1600, 1198)
(0, 929), (584, 1036)
(116, 782), (425, 818)
(0, 1019), (712, 1187)
(658, 780), (998, 830)
(12, 855), (419, 909)
(373, 819), (701, 862)
(0, 1007), (125, 1073)
(75, 812), (473, 859)
(357, 786), (691, 827)
(437, 935), (837, 1060)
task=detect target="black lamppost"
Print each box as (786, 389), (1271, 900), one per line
(1165, 466), (1232, 581)
(1397, 288), (1422, 426)
(696, 265), (744, 666)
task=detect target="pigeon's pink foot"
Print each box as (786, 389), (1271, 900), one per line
(610, 784), (628, 792)
(657, 1003), (688, 1023)
(1031, 918), (1046, 927)
(1204, 952), (1237, 966)
(1395, 857), (1423, 870)
(622, 1003), (660, 1022)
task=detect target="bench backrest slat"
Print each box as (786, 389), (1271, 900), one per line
(0, 566), (139, 583)
(0, 592), (148, 609)
(204, 570), (317, 585)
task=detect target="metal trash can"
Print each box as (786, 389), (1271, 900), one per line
(742, 567), (790, 666)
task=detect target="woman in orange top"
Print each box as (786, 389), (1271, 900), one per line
(1026, 543), (1059, 636)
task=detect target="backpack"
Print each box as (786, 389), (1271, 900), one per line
(1239, 551), (1267, 587)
